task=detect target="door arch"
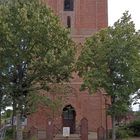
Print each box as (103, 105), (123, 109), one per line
(62, 105), (76, 134)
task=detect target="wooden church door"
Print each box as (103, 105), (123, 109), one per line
(62, 105), (76, 134)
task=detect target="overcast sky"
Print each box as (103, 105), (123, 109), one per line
(108, 0), (140, 30)
(108, 0), (140, 111)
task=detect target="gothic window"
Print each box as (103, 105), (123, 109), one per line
(63, 105), (75, 119)
(64, 0), (74, 11)
(67, 16), (71, 28)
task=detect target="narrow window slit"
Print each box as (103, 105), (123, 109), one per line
(67, 16), (71, 28)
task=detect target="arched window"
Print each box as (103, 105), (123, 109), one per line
(63, 105), (75, 119)
(67, 16), (71, 28)
(62, 105), (76, 133)
(64, 0), (74, 11)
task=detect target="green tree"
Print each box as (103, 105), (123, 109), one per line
(0, 68), (11, 127)
(0, 0), (75, 139)
(77, 12), (140, 140)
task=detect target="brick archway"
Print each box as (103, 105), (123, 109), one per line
(62, 105), (76, 134)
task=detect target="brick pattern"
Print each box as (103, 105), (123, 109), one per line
(27, 0), (112, 135)
(43, 0), (108, 43)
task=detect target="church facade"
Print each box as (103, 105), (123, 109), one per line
(27, 0), (111, 136)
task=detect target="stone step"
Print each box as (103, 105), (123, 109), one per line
(54, 134), (80, 140)
(54, 132), (97, 140)
(88, 132), (97, 140)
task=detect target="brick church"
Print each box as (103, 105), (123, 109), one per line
(27, 0), (111, 138)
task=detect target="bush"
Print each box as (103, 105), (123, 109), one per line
(116, 126), (133, 140)
(5, 128), (13, 140)
(128, 120), (140, 137)
(109, 126), (133, 140)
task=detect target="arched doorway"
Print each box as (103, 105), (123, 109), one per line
(62, 105), (76, 134)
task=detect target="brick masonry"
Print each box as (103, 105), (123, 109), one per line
(27, 0), (112, 134)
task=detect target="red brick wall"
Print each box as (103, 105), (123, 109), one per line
(75, 0), (97, 28)
(96, 0), (108, 29)
(43, 0), (108, 43)
(27, 0), (111, 133)
(27, 86), (112, 132)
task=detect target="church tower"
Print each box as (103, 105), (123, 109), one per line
(43, 0), (108, 43)
(27, 0), (111, 138)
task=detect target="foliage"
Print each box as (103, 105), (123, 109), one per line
(77, 11), (140, 140)
(0, 71), (11, 126)
(135, 111), (140, 116)
(116, 129), (129, 140)
(2, 109), (12, 119)
(4, 128), (13, 140)
(1, 109), (12, 127)
(0, 0), (75, 139)
(109, 125), (133, 140)
(0, 0), (75, 114)
(128, 120), (140, 137)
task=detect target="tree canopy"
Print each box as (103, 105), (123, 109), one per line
(0, 0), (75, 112)
(77, 12), (140, 140)
(0, 0), (75, 139)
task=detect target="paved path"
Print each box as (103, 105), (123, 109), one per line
(125, 138), (140, 140)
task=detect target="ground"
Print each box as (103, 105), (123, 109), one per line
(124, 138), (140, 140)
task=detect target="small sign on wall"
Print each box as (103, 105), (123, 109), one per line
(63, 127), (70, 137)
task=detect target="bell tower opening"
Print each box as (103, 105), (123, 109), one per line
(62, 105), (76, 134)
(64, 0), (74, 11)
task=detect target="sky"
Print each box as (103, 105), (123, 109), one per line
(108, 0), (140, 111)
(108, 0), (140, 30)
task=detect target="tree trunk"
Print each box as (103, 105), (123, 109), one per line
(0, 106), (1, 128)
(0, 96), (2, 128)
(112, 114), (116, 140)
(12, 99), (16, 125)
(12, 99), (16, 140)
(16, 114), (23, 140)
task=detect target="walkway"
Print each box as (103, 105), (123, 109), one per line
(127, 138), (140, 140)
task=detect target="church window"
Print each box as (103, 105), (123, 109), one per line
(64, 0), (74, 11)
(67, 16), (71, 28)
(63, 105), (75, 119)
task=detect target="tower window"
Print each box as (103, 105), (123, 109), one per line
(64, 0), (74, 11)
(67, 16), (71, 28)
